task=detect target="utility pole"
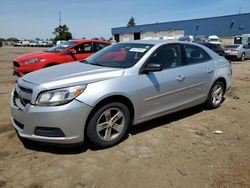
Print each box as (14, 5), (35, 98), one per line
(59, 10), (62, 26)
(238, 6), (242, 14)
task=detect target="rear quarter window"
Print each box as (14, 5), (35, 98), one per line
(183, 44), (211, 65)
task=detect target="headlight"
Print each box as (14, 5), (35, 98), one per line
(23, 58), (45, 64)
(35, 85), (86, 106)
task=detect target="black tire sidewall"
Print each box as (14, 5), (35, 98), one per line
(86, 102), (130, 148)
(206, 81), (225, 109)
(241, 53), (245, 61)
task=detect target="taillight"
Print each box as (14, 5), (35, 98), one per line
(231, 49), (239, 52)
(227, 60), (232, 64)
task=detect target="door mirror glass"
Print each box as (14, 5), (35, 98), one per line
(141, 63), (163, 73)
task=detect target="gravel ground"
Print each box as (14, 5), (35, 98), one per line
(0, 46), (249, 188)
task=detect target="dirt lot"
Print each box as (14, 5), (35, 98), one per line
(0, 46), (249, 188)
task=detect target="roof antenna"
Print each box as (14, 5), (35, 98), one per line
(238, 6), (241, 14)
(59, 10), (62, 26)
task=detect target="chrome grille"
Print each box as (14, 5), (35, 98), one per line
(15, 84), (33, 106)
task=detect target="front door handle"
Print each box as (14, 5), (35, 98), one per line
(176, 75), (185, 82)
(207, 68), (214, 73)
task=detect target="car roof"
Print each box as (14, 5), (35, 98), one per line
(69, 39), (111, 44)
(119, 39), (206, 47)
(119, 40), (177, 45)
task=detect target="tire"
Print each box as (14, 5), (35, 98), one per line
(240, 53), (245, 61)
(86, 102), (130, 148)
(205, 81), (225, 109)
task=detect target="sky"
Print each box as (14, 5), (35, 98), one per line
(0, 0), (250, 40)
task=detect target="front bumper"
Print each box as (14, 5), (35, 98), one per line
(10, 91), (92, 144)
(13, 61), (45, 77)
(13, 66), (34, 77)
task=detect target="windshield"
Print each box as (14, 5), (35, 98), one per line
(82, 43), (153, 68)
(45, 41), (77, 53)
(225, 45), (240, 48)
(208, 38), (220, 41)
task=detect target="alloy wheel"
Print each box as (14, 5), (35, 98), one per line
(96, 108), (125, 141)
(241, 53), (245, 61)
(211, 84), (223, 106)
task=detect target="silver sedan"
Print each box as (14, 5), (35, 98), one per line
(11, 40), (232, 148)
(224, 44), (250, 61)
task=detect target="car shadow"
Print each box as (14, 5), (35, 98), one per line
(20, 104), (206, 154)
(129, 104), (204, 136)
(20, 137), (89, 155)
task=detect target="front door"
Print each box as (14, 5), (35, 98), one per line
(72, 42), (93, 61)
(60, 42), (93, 63)
(138, 44), (185, 119)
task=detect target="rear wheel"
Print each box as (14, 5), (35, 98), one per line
(86, 102), (130, 148)
(240, 53), (245, 61)
(205, 81), (225, 109)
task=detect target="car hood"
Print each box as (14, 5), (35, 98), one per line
(15, 51), (55, 61)
(22, 62), (125, 89)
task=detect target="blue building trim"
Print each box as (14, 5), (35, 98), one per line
(112, 13), (250, 37)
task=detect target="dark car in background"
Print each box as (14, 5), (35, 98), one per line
(199, 43), (225, 56)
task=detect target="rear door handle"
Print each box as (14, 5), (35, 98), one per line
(176, 75), (185, 82)
(207, 68), (214, 73)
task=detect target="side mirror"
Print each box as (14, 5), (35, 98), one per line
(141, 63), (163, 74)
(69, 49), (77, 54)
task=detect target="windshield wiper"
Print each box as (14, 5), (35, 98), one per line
(89, 62), (104, 67)
(80, 60), (104, 66)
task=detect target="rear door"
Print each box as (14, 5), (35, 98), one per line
(178, 44), (215, 103)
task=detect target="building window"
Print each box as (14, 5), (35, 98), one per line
(239, 24), (244, 30)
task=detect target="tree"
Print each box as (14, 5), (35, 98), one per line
(127, 17), (136, 27)
(6, 37), (19, 42)
(0, 38), (5, 42)
(100, 36), (106, 41)
(52, 24), (73, 43)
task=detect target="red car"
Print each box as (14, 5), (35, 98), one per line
(13, 40), (111, 76)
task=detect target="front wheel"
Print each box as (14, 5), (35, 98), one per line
(86, 102), (130, 148)
(205, 81), (225, 109)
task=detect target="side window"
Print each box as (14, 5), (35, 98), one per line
(74, 43), (92, 54)
(93, 43), (110, 52)
(183, 44), (211, 65)
(147, 44), (181, 69)
(243, 44), (250, 49)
